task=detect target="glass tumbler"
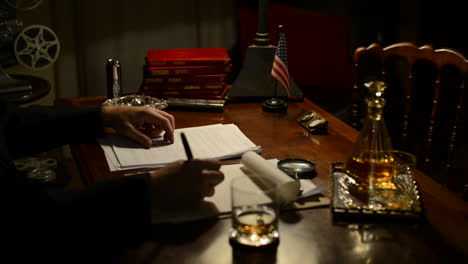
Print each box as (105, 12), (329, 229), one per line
(229, 175), (280, 247)
(369, 150), (417, 210)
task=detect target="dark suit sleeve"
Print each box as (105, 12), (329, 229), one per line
(1, 100), (152, 261)
(50, 173), (152, 243)
(2, 100), (105, 158)
(5, 171), (152, 262)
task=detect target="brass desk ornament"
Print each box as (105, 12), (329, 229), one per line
(297, 110), (328, 135)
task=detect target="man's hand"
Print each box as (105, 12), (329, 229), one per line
(149, 159), (224, 211)
(101, 106), (175, 148)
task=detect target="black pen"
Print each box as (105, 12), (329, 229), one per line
(181, 132), (193, 160)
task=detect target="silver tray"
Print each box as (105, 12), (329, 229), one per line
(330, 162), (423, 222)
(102, 94), (168, 109)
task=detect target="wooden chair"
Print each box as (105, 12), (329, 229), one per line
(352, 42), (468, 194)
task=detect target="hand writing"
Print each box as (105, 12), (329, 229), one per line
(149, 159), (224, 210)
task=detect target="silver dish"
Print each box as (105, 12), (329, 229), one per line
(330, 162), (423, 222)
(102, 94), (168, 110)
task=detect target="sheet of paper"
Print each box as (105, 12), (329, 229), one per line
(99, 123), (261, 171)
(184, 124), (259, 160)
(152, 157), (325, 224)
(205, 159), (320, 214)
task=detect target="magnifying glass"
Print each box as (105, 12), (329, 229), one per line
(278, 159), (316, 194)
(277, 159), (317, 179)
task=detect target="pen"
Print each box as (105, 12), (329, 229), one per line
(181, 132), (193, 160)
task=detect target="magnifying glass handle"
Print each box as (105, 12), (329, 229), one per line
(294, 172), (303, 194)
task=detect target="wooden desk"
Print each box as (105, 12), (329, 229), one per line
(59, 96), (468, 263)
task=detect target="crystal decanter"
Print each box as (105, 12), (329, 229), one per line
(344, 81), (395, 203)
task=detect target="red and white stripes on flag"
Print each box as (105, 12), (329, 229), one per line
(271, 29), (291, 98)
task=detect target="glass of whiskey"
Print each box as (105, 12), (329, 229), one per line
(229, 175), (280, 247)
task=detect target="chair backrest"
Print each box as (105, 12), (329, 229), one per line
(352, 42), (468, 192)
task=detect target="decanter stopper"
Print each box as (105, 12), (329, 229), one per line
(364, 80), (387, 99)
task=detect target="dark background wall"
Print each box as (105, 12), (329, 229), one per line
(416, 0), (467, 55)
(235, 0), (466, 121)
(241, 0), (467, 56)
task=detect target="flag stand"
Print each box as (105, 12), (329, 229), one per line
(263, 82), (287, 112)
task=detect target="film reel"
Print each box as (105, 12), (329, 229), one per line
(5, 0), (43, 11)
(13, 156), (58, 182)
(13, 157), (39, 171)
(26, 168), (56, 182)
(14, 24), (60, 70)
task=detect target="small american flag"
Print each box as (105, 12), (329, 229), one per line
(271, 26), (291, 98)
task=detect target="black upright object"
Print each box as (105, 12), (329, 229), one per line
(106, 59), (122, 99)
(263, 81), (287, 112)
(228, 0), (303, 101)
(263, 25), (288, 112)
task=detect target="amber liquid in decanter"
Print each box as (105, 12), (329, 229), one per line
(346, 153), (396, 187)
(345, 81), (394, 203)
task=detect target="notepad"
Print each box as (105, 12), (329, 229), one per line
(151, 152), (329, 224)
(99, 124), (261, 171)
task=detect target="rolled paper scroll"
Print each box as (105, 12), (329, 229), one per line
(241, 151), (300, 204)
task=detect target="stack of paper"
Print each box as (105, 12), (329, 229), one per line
(99, 124), (261, 171)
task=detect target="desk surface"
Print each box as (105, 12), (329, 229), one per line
(59, 96), (468, 263)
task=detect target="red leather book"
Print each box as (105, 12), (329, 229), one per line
(140, 82), (226, 91)
(142, 74), (227, 85)
(145, 65), (231, 77)
(140, 85), (231, 99)
(146, 48), (231, 66)
(140, 93), (226, 100)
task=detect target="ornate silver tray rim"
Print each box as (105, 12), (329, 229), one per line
(330, 162), (423, 221)
(102, 94), (168, 110)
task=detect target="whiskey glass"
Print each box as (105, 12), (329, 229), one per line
(229, 175), (280, 247)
